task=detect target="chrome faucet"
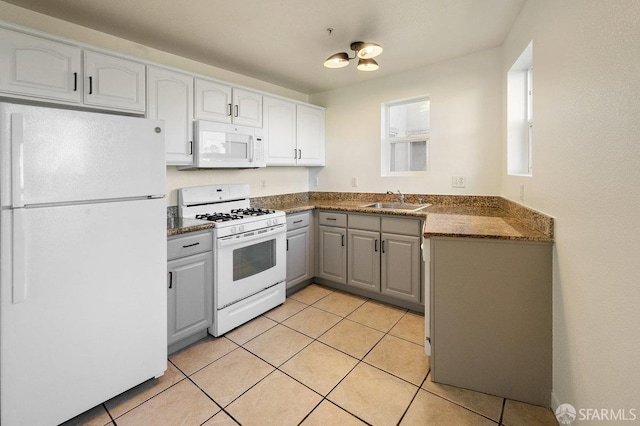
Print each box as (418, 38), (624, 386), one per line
(387, 190), (405, 204)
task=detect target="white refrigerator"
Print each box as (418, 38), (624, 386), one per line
(0, 102), (167, 425)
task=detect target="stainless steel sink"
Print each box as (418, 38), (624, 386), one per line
(360, 202), (430, 211)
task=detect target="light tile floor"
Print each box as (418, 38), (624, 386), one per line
(63, 284), (559, 426)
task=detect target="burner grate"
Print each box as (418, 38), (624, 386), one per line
(196, 213), (244, 222)
(231, 208), (276, 216)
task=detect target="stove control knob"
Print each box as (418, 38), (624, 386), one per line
(230, 226), (237, 234)
(239, 225), (245, 233)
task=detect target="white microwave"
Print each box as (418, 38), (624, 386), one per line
(178, 121), (265, 169)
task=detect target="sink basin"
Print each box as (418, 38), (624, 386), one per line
(360, 202), (429, 211)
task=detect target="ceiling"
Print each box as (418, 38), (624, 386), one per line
(3, 0), (527, 94)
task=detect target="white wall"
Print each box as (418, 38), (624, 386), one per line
(503, 0), (640, 414)
(0, 1), (311, 205)
(309, 47), (503, 195)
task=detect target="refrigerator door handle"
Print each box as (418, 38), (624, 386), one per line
(12, 209), (27, 303)
(11, 114), (25, 208)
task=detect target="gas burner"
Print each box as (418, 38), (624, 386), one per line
(196, 213), (244, 222)
(231, 207), (276, 216)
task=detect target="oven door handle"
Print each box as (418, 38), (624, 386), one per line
(217, 224), (286, 248)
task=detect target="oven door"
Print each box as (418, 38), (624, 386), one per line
(215, 223), (286, 308)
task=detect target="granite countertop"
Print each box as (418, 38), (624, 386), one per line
(167, 193), (553, 242)
(421, 205), (552, 241)
(258, 199), (553, 242)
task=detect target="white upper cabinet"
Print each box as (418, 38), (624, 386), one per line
(194, 78), (262, 127)
(194, 79), (232, 122)
(83, 50), (146, 113)
(233, 87), (262, 127)
(0, 27), (82, 103)
(147, 66), (194, 166)
(296, 104), (325, 166)
(0, 25), (325, 167)
(264, 98), (325, 167)
(0, 28), (146, 113)
(263, 96), (297, 166)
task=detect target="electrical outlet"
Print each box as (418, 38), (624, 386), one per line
(261, 179), (266, 189)
(519, 183), (525, 201)
(314, 176), (320, 187)
(452, 175), (466, 188)
(351, 176), (358, 187)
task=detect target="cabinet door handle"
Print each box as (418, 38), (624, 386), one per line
(227, 103), (232, 116)
(341, 235), (345, 247)
(168, 271), (173, 289)
(326, 217), (336, 221)
(234, 105), (239, 117)
(381, 240), (385, 253)
(73, 72), (78, 91)
(293, 149), (297, 159)
(293, 220), (303, 224)
(182, 242), (200, 248)
(375, 239), (378, 252)
(189, 141), (193, 155)
(286, 239), (289, 251)
(298, 149), (302, 159)
(88, 76), (93, 95)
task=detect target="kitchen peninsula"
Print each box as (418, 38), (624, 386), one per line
(251, 190), (554, 406)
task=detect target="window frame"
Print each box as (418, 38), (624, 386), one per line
(381, 96), (430, 177)
(507, 41), (533, 176)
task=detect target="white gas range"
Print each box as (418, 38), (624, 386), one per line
(178, 184), (286, 336)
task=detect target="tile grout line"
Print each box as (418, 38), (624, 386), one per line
(499, 397), (507, 425)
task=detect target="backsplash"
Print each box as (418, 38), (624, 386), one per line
(167, 205), (178, 219)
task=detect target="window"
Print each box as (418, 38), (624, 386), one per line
(507, 41), (533, 175)
(381, 96), (430, 176)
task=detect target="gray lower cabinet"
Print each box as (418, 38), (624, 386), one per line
(430, 237), (552, 406)
(348, 214), (422, 304)
(317, 212), (347, 284)
(167, 231), (213, 350)
(348, 228), (380, 291)
(380, 231), (421, 302)
(286, 212), (313, 289)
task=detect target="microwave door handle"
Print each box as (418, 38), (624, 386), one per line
(249, 135), (254, 163)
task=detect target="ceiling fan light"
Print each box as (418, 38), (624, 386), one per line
(324, 52), (350, 68)
(357, 58), (379, 71)
(357, 42), (383, 59)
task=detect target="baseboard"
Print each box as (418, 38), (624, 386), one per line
(551, 390), (561, 411)
(312, 277), (425, 314)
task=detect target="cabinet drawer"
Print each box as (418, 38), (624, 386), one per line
(319, 211), (347, 227)
(381, 217), (421, 236)
(167, 231), (213, 260)
(286, 212), (310, 230)
(348, 214), (380, 231)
